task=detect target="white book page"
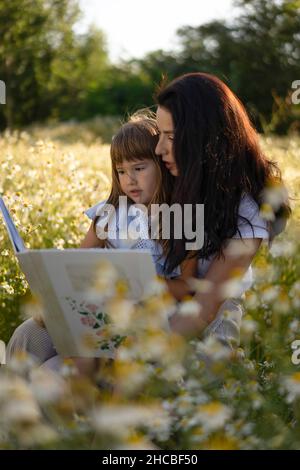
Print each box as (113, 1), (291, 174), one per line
(30, 249), (157, 357)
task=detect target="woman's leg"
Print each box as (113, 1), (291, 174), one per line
(202, 298), (244, 349)
(6, 318), (57, 364)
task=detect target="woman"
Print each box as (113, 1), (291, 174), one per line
(154, 72), (291, 344)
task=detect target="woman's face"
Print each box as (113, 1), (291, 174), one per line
(155, 106), (178, 177)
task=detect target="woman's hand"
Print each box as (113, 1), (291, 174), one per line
(166, 255), (198, 301)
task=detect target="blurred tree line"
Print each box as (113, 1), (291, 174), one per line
(0, 0), (299, 133)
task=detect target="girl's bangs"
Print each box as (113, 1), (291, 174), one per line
(111, 125), (159, 165)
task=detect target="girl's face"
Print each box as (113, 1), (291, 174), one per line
(116, 158), (158, 205)
(155, 106), (178, 177)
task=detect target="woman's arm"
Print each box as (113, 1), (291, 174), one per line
(80, 221), (105, 248)
(169, 238), (262, 336)
(166, 256), (198, 301)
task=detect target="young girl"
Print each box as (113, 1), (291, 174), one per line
(6, 112), (197, 367)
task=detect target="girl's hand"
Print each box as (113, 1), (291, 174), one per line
(33, 316), (46, 328)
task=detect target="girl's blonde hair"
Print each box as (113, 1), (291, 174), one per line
(93, 110), (174, 252)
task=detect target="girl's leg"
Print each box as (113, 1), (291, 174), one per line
(6, 318), (57, 364)
(40, 354), (62, 372)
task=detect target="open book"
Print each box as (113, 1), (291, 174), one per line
(0, 197), (157, 358)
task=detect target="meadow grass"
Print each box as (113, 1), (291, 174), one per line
(0, 126), (300, 449)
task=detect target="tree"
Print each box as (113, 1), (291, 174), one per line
(175, 0), (300, 131)
(0, 0), (109, 128)
(47, 25), (109, 120)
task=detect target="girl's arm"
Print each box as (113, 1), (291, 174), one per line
(166, 255), (198, 301)
(79, 222), (105, 248)
(169, 238), (262, 336)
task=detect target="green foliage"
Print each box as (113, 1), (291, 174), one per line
(173, 0), (300, 132)
(0, 0), (108, 128)
(82, 64), (154, 118)
(0, 0), (299, 132)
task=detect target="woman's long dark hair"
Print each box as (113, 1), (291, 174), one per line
(155, 72), (291, 274)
